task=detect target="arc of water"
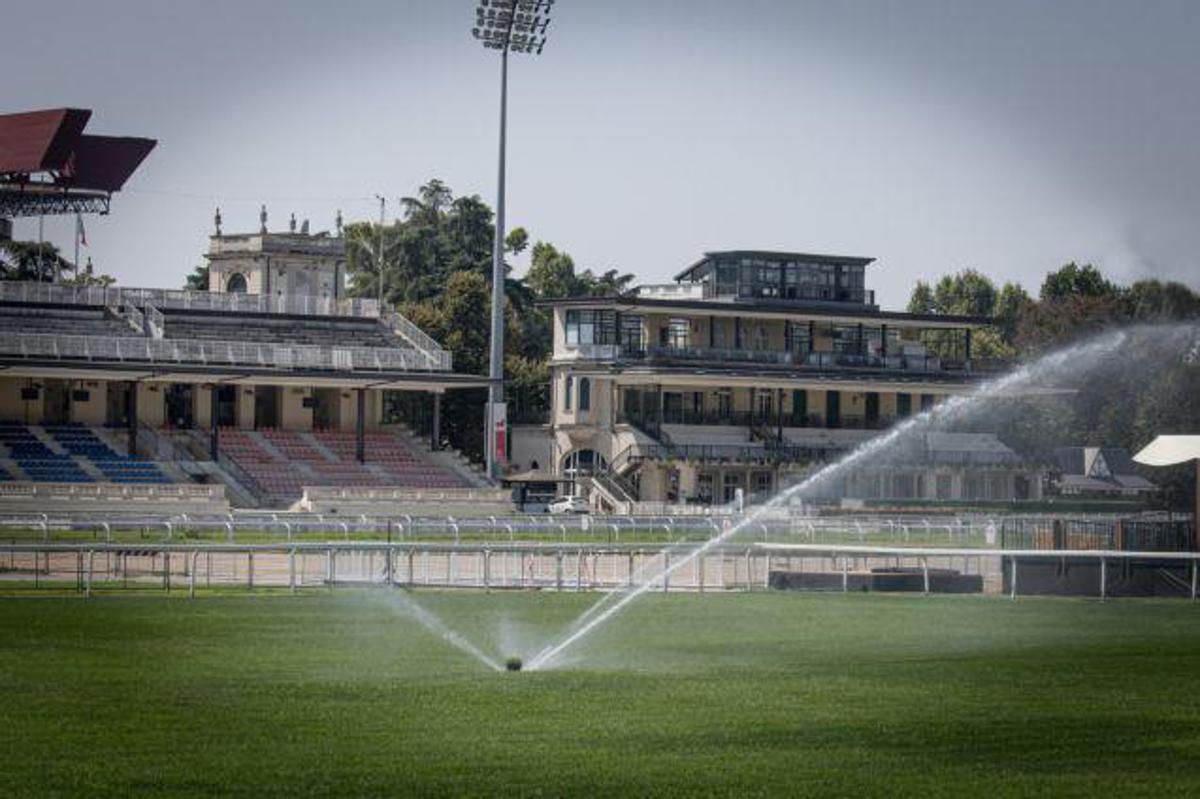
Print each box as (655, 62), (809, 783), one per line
(388, 591), (504, 672)
(526, 330), (1130, 671)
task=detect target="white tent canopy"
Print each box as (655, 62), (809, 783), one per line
(1133, 436), (1200, 466)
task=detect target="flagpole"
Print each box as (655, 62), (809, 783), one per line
(74, 213), (81, 280)
(37, 214), (45, 283)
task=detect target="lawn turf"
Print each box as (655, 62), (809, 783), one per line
(2, 591), (1200, 796)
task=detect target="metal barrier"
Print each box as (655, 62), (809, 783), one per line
(1, 541), (1197, 601)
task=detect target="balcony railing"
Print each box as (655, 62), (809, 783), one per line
(627, 442), (836, 465)
(567, 342), (1009, 375)
(0, 332), (446, 372)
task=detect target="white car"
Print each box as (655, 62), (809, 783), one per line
(548, 496), (589, 515)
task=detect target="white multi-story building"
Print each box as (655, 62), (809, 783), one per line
(537, 250), (1039, 510)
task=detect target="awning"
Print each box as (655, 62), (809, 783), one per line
(1133, 435), (1200, 467)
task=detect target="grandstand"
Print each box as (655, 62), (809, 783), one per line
(0, 218), (500, 513)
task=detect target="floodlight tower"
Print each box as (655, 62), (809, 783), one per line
(472, 0), (555, 480)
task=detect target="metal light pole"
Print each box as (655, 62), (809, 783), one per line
(374, 194), (386, 307)
(472, 0), (555, 480)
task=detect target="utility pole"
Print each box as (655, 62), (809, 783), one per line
(471, 0), (555, 479)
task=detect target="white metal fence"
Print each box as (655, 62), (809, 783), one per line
(2, 541), (1198, 601)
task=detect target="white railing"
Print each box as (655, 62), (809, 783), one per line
(120, 303), (145, 334)
(301, 486), (510, 503)
(384, 312), (453, 370)
(1, 540), (1197, 599)
(558, 343), (621, 362)
(1, 332), (444, 372)
(634, 283), (705, 300)
(144, 304), (165, 339)
(0, 282), (381, 319)
(0, 482), (226, 502)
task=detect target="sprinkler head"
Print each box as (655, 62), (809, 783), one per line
(505, 657), (523, 672)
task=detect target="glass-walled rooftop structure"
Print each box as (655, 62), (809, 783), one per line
(675, 250), (876, 307)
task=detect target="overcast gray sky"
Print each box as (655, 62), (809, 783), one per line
(5, 0), (1198, 308)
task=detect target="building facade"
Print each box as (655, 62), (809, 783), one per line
(206, 211), (346, 302)
(541, 250), (1026, 509)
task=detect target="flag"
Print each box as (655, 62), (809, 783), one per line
(76, 214), (88, 248)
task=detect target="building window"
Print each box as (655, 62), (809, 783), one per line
(664, 318), (690, 349)
(714, 389), (732, 417)
(578, 378), (591, 411)
(791, 390), (807, 425)
(715, 264), (738, 297)
(712, 318), (728, 348)
(618, 314), (643, 353)
(226, 273), (248, 293)
(756, 391), (774, 421)
(696, 473), (714, 503)
(564, 376), (573, 411)
(752, 471), (773, 497)
(561, 449), (608, 476)
(785, 321), (810, 354)
(752, 324), (768, 351)
(565, 309), (617, 346)
(722, 473), (744, 504)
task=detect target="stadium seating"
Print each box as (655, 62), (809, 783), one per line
(220, 428), (467, 504)
(162, 313), (403, 349)
(0, 422), (171, 484)
(0, 307), (140, 337)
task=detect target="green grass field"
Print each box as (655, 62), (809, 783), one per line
(3, 591), (1200, 796)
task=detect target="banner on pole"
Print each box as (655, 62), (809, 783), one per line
(491, 402), (508, 465)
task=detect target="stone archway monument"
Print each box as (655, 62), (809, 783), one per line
(1134, 435), (1200, 550)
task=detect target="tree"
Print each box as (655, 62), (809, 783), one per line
(1039, 262), (1117, 303)
(1124, 280), (1200, 322)
(525, 241), (578, 299)
(184, 264), (209, 291)
(0, 239), (73, 282)
(907, 281), (934, 314)
(932, 269), (996, 318)
(993, 282), (1033, 344)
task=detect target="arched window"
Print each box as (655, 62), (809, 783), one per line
(563, 376), (573, 411)
(578, 377), (591, 411)
(561, 449), (608, 476)
(226, 273), (248, 293)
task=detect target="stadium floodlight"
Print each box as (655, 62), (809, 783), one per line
(472, 0), (556, 480)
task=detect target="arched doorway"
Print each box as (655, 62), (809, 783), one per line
(226, 273), (248, 293)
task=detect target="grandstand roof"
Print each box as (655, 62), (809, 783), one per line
(0, 107), (156, 192)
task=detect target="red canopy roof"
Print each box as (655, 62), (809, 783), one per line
(0, 108), (155, 192)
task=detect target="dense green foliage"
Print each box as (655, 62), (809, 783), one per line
(0, 239), (114, 285)
(343, 180), (632, 458)
(4, 591), (1200, 796)
(910, 264), (1200, 507)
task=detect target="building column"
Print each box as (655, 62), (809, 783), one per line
(880, 324), (888, 358)
(127, 382), (138, 457)
(775, 388), (783, 443)
(356, 388), (366, 463)
(431, 393), (442, 452)
(210, 385), (219, 461)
